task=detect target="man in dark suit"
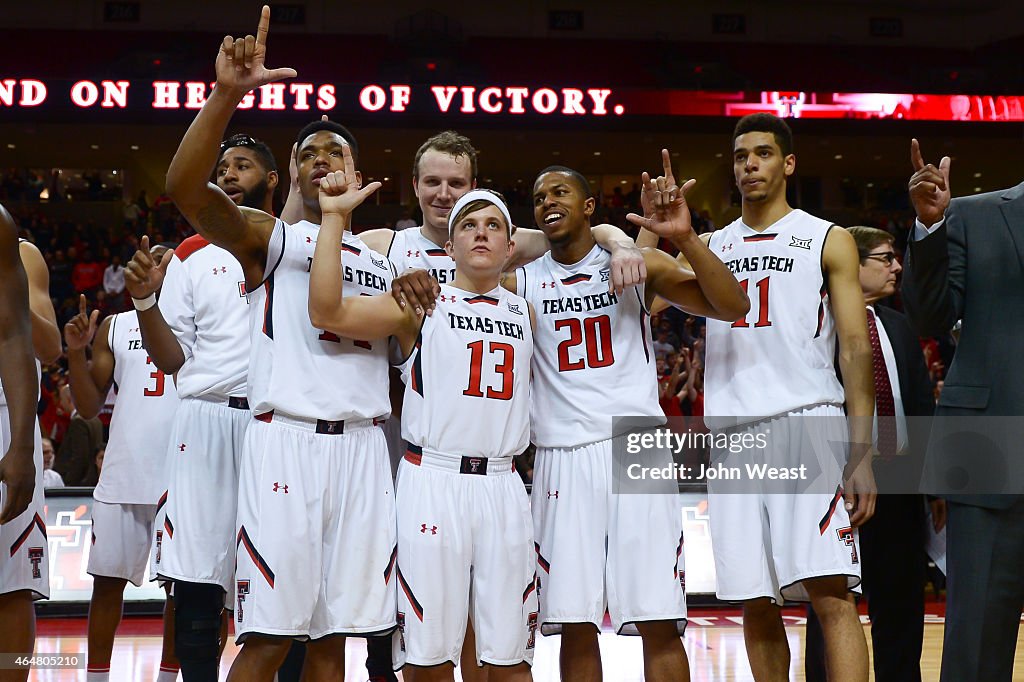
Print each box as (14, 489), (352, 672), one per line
(905, 139), (1024, 681)
(806, 226), (942, 682)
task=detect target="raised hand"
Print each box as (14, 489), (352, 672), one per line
(626, 149), (698, 243)
(215, 5), (297, 95)
(908, 138), (951, 228)
(64, 294), (99, 351)
(318, 144), (381, 216)
(124, 235), (173, 300)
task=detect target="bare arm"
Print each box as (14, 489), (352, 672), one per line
(307, 162), (419, 350)
(164, 6), (295, 289)
(0, 204), (40, 523)
(358, 228), (396, 255)
(64, 297), (114, 420)
(124, 237), (186, 373)
(20, 241), (61, 363)
(824, 226), (876, 525)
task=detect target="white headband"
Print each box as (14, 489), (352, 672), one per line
(448, 189), (513, 239)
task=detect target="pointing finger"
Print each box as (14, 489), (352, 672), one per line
(256, 5), (271, 48)
(78, 294), (87, 316)
(661, 148), (675, 183)
(910, 138), (925, 171)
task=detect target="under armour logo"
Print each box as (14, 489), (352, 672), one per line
(178, 444), (186, 452)
(790, 236), (812, 250)
(407, 250), (421, 258)
(420, 524), (437, 534)
(540, 281), (556, 288)
(28, 548), (43, 579)
(212, 266), (228, 275)
(272, 482), (289, 494)
(547, 490), (559, 499)
(439, 294), (450, 303)
(721, 243), (733, 253)
(306, 236), (314, 244)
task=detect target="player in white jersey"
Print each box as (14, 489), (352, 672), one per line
(63, 282), (180, 682)
(308, 166), (536, 678)
(503, 163), (748, 681)
(641, 115), (877, 681)
(126, 133), (281, 682)
(165, 11), (397, 680)
(0, 203), (53, 682)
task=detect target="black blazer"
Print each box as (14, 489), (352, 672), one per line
(901, 181), (1024, 508)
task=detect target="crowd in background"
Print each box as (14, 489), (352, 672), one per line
(2, 168), (952, 487)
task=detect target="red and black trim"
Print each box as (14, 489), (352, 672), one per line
(175, 234), (212, 262)
(465, 295), (499, 305)
(673, 530), (684, 579)
(9, 513), (46, 557)
(237, 526), (276, 588)
(384, 545), (397, 584)
(163, 516), (174, 539)
(560, 273), (592, 285)
(425, 248), (447, 257)
(396, 564), (424, 621)
(535, 542), (550, 573)
(410, 335), (424, 396)
(261, 274), (275, 339)
(813, 284), (828, 338)
(341, 243), (362, 256)
(156, 490), (168, 516)
(818, 485), (844, 535)
(743, 233), (778, 242)
(640, 305), (651, 363)
(522, 575), (537, 604)
(404, 443), (423, 466)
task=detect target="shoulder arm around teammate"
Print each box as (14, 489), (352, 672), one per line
(358, 228), (396, 255)
(644, 232), (748, 321)
(19, 240), (61, 363)
(65, 314), (115, 420)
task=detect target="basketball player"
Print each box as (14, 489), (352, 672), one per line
(165, 10), (396, 680)
(126, 134), (278, 682)
(0, 202), (48, 682)
(309, 167), (537, 680)
(63, 278), (180, 682)
(641, 115), (876, 681)
(506, 164), (748, 681)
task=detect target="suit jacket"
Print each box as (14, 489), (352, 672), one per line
(901, 181), (1024, 508)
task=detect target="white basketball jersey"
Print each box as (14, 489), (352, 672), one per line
(96, 310), (180, 504)
(399, 285), (532, 460)
(704, 209), (845, 428)
(160, 236), (250, 400)
(246, 220), (395, 421)
(517, 245), (662, 448)
(387, 227), (457, 284)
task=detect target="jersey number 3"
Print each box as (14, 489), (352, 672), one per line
(464, 341), (514, 400)
(144, 356), (165, 397)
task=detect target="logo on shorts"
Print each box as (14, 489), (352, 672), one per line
(546, 490), (559, 499)
(272, 482), (289, 494)
(679, 569), (686, 593)
(28, 548), (44, 579)
(236, 580), (250, 623)
(789, 236), (812, 250)
(836, 526), (859, 564)
(420, 524), (437, 535)
(397, 612), (407, 652)
(155, 530), (163, 563)
(526, 612), (538, 649)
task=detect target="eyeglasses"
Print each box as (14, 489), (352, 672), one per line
(863, 251), (898, 265)
(220, 134), (259, 151)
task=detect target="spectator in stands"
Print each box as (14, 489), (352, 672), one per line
(49, 248), (73, 301)
(38, 366), (73, 444)
(103, 254), (125, 297)
(53, 409), (104, 486)
(395, 206), (417, 230)
(71, 249), (104, 294)
(122, 196), (142, 227)
(653, 328), (676, 359)
(41, 437), (64, 488)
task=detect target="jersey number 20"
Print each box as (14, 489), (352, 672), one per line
(555, 315), (614, 371)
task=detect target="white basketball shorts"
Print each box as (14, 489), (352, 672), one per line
(0, 407), (48, 599)
(152, 396), (249, 594)
(89, 500), (157, 586)
(234, 413), (397, 641)
(392, 448), (537, 669)
(708, 404), (862, 603)
(531, 438), (686, 636)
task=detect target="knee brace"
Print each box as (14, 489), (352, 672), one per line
(173, 581), (224, 677)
